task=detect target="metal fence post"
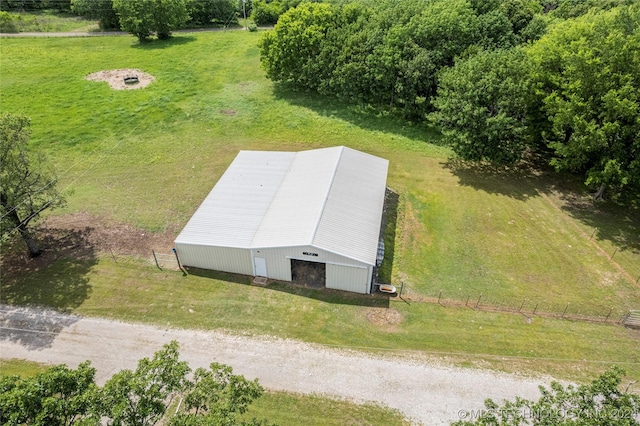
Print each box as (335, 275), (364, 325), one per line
(152, 250), (161, 270)
(605, 307), (613, 322)
(475, 293), (482, 309)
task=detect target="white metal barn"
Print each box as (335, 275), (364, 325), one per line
(174, 146), (388, 294)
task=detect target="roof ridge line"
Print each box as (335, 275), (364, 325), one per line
(309, 146), (345, 246)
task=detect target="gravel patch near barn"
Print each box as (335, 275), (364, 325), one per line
(0, 304), (549, 425)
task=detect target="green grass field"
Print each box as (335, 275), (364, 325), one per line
(0, 359), (47, 378)
(1, 31), (639, 389)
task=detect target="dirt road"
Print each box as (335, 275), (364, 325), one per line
(0, 304), (548, 425)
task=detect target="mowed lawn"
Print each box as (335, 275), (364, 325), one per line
(1, 32), (639, 382)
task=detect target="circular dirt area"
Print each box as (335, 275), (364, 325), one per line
(85, 69), (155, 90)
(366, 307), (404, 326)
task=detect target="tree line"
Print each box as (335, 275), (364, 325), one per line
(259, 0), (640, 200)
(1, 0), (246, 36)
(0, 0), (314, 28)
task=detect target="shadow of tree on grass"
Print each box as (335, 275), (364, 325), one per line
(0, 226), (98, 349)
(131, 35), (197, 50)
(442, 158), (551, 201)
(558, 192), (640, 254)
(273, 83), (442, 145)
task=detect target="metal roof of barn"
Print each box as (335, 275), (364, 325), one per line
(175, 146), (389, 266)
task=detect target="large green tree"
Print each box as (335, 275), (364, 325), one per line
(185, 0), (236, 26)
(529, 4), (640, 199)
(113, 0), (189, 41)
(258, 2), (337, 90)
(168, 363), (266, 426)
(0, 362), (98, 426)
(99, 341), (191, 425)
(71, 0), (119, 30)
(373, 0), (479, 118)
(452, 367), (640, 425)
(431, 48), (533, 165)
(99, 341), (269, 426)
(0, 113), (66, 257)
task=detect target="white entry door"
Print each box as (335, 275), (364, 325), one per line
(254, 257), (267, 277)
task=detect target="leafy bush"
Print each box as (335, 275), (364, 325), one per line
(113, 0), (189, 41)
(431, 48), (533, 165)
(252, 0), (281, 25)
(186, 0), (237, 26)
(251, 0), (318, 25)
(0, 10), (18, 32)
(71, 0), (119, 29)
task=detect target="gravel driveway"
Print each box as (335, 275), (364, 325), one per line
(0, 304), (548, 425)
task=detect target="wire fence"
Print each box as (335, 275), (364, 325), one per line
(395, 284), (636, 325)
(151, 250), (181, 271)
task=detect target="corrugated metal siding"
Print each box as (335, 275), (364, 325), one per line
(256, 245), (369, 282)
(176, 244), (252, 275)
(250, 147), (341, 248)
(313, 147), (389, 265)
(326, 264), (370, 294)
(252, 248), (291, 281)
(174, 151), (294, 248)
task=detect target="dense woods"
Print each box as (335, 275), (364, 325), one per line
(259, 0), (640, 200)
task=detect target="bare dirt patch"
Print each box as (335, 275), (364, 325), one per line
(366, 307), (403, 326)
(42, 212), (175, 256)
(85, 69), (155, 90)
(0, 212), (176, 275)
